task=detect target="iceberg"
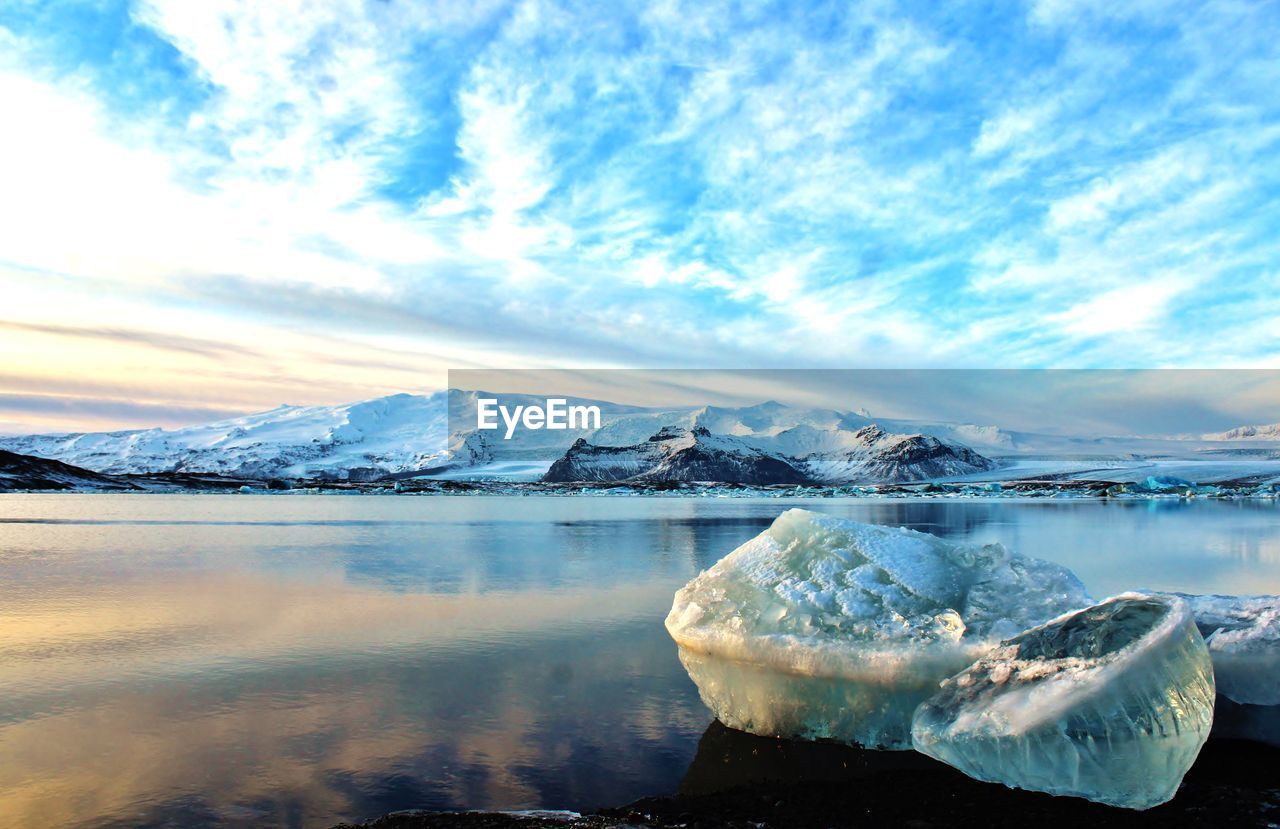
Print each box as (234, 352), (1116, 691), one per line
(665, 509), (1090, 749)
(1132, 475), (1196, 493)
(911, 593), (1215, 810)
(1161, 592), (1280, 706)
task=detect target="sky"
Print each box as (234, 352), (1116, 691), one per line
(2, 0), (1279, 434)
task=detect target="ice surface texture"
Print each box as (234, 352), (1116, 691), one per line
(1156, 592), (1280, 706)
(911, 593), (1215, 810)
(665, 509), (1090, 749)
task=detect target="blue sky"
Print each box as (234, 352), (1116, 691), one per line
(1, 0), (1279, 432)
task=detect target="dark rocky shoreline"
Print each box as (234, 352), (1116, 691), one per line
(4, 444), (1280, 499)
(334, 721), (1280, 829)
(7, 470), (1280, 501)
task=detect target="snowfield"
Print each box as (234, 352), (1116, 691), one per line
(0, 393), (450, 480)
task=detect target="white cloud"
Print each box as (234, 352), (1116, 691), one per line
(1046, 145), (1210, 233)
(1051, 280), (1191, 337)
(973, 101), (1058, 158)
(132, 0), (471, 189)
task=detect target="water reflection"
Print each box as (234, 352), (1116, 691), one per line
(1, 495), (1279, 827)
(679, 719), (939, 796)
(0, 612), (709, 827)
(676, 719), (1280, 820)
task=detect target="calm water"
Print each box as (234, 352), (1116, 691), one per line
(2, 494), (1279, 828)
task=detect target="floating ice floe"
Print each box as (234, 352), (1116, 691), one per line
(1154, 592), (1280, 706)
(1131, 475), (1197, 493)
(911, 593), (1215, 810)
(665, 509), (1090, 749)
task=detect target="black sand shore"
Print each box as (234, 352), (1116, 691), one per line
(334, 720), (1280, 828)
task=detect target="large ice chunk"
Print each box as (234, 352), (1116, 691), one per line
(1155, 592), (1280, 706)
(911, 593), (1215, 810)
(1175, 593), (1280, 746)
(665, 509), (1090, 749)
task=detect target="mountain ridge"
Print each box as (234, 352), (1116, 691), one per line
(1205, 422), (1280, 441)
(4, 391), (1277, 486)
(541, 423), (998, 484)
(0, 449), (138, 491)
(543, 426), (814, 484)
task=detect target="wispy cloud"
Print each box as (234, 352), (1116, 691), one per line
(0, 320), (262, 358)
(0, 0), (1278, 431)
(0, 393), (242, 434)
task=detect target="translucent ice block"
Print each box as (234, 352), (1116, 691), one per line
(665, 509), (1090, 749)
(1157, 592), (1280, 706)
(911, 593), (1215, 809)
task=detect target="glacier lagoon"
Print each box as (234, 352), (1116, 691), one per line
(3, 494), (1280, 827)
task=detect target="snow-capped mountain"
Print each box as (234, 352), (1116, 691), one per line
(455, 396), (1003, 482)
(573, 401), (845, 447)
(874, 420), (1018, 452)
(1204, 422), (1280, 441)
(542, 423), (997, 484)
(7, 386), (1280, 486)
(543, 426), (811, 484)
(0, 393), (449, 480)
(795, 425), (999, 483)
(0, 389), (1011, 484)
(692, 401), (846, 435)
(18, 388), (1274, 486)
(446, 389), (653, 454)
